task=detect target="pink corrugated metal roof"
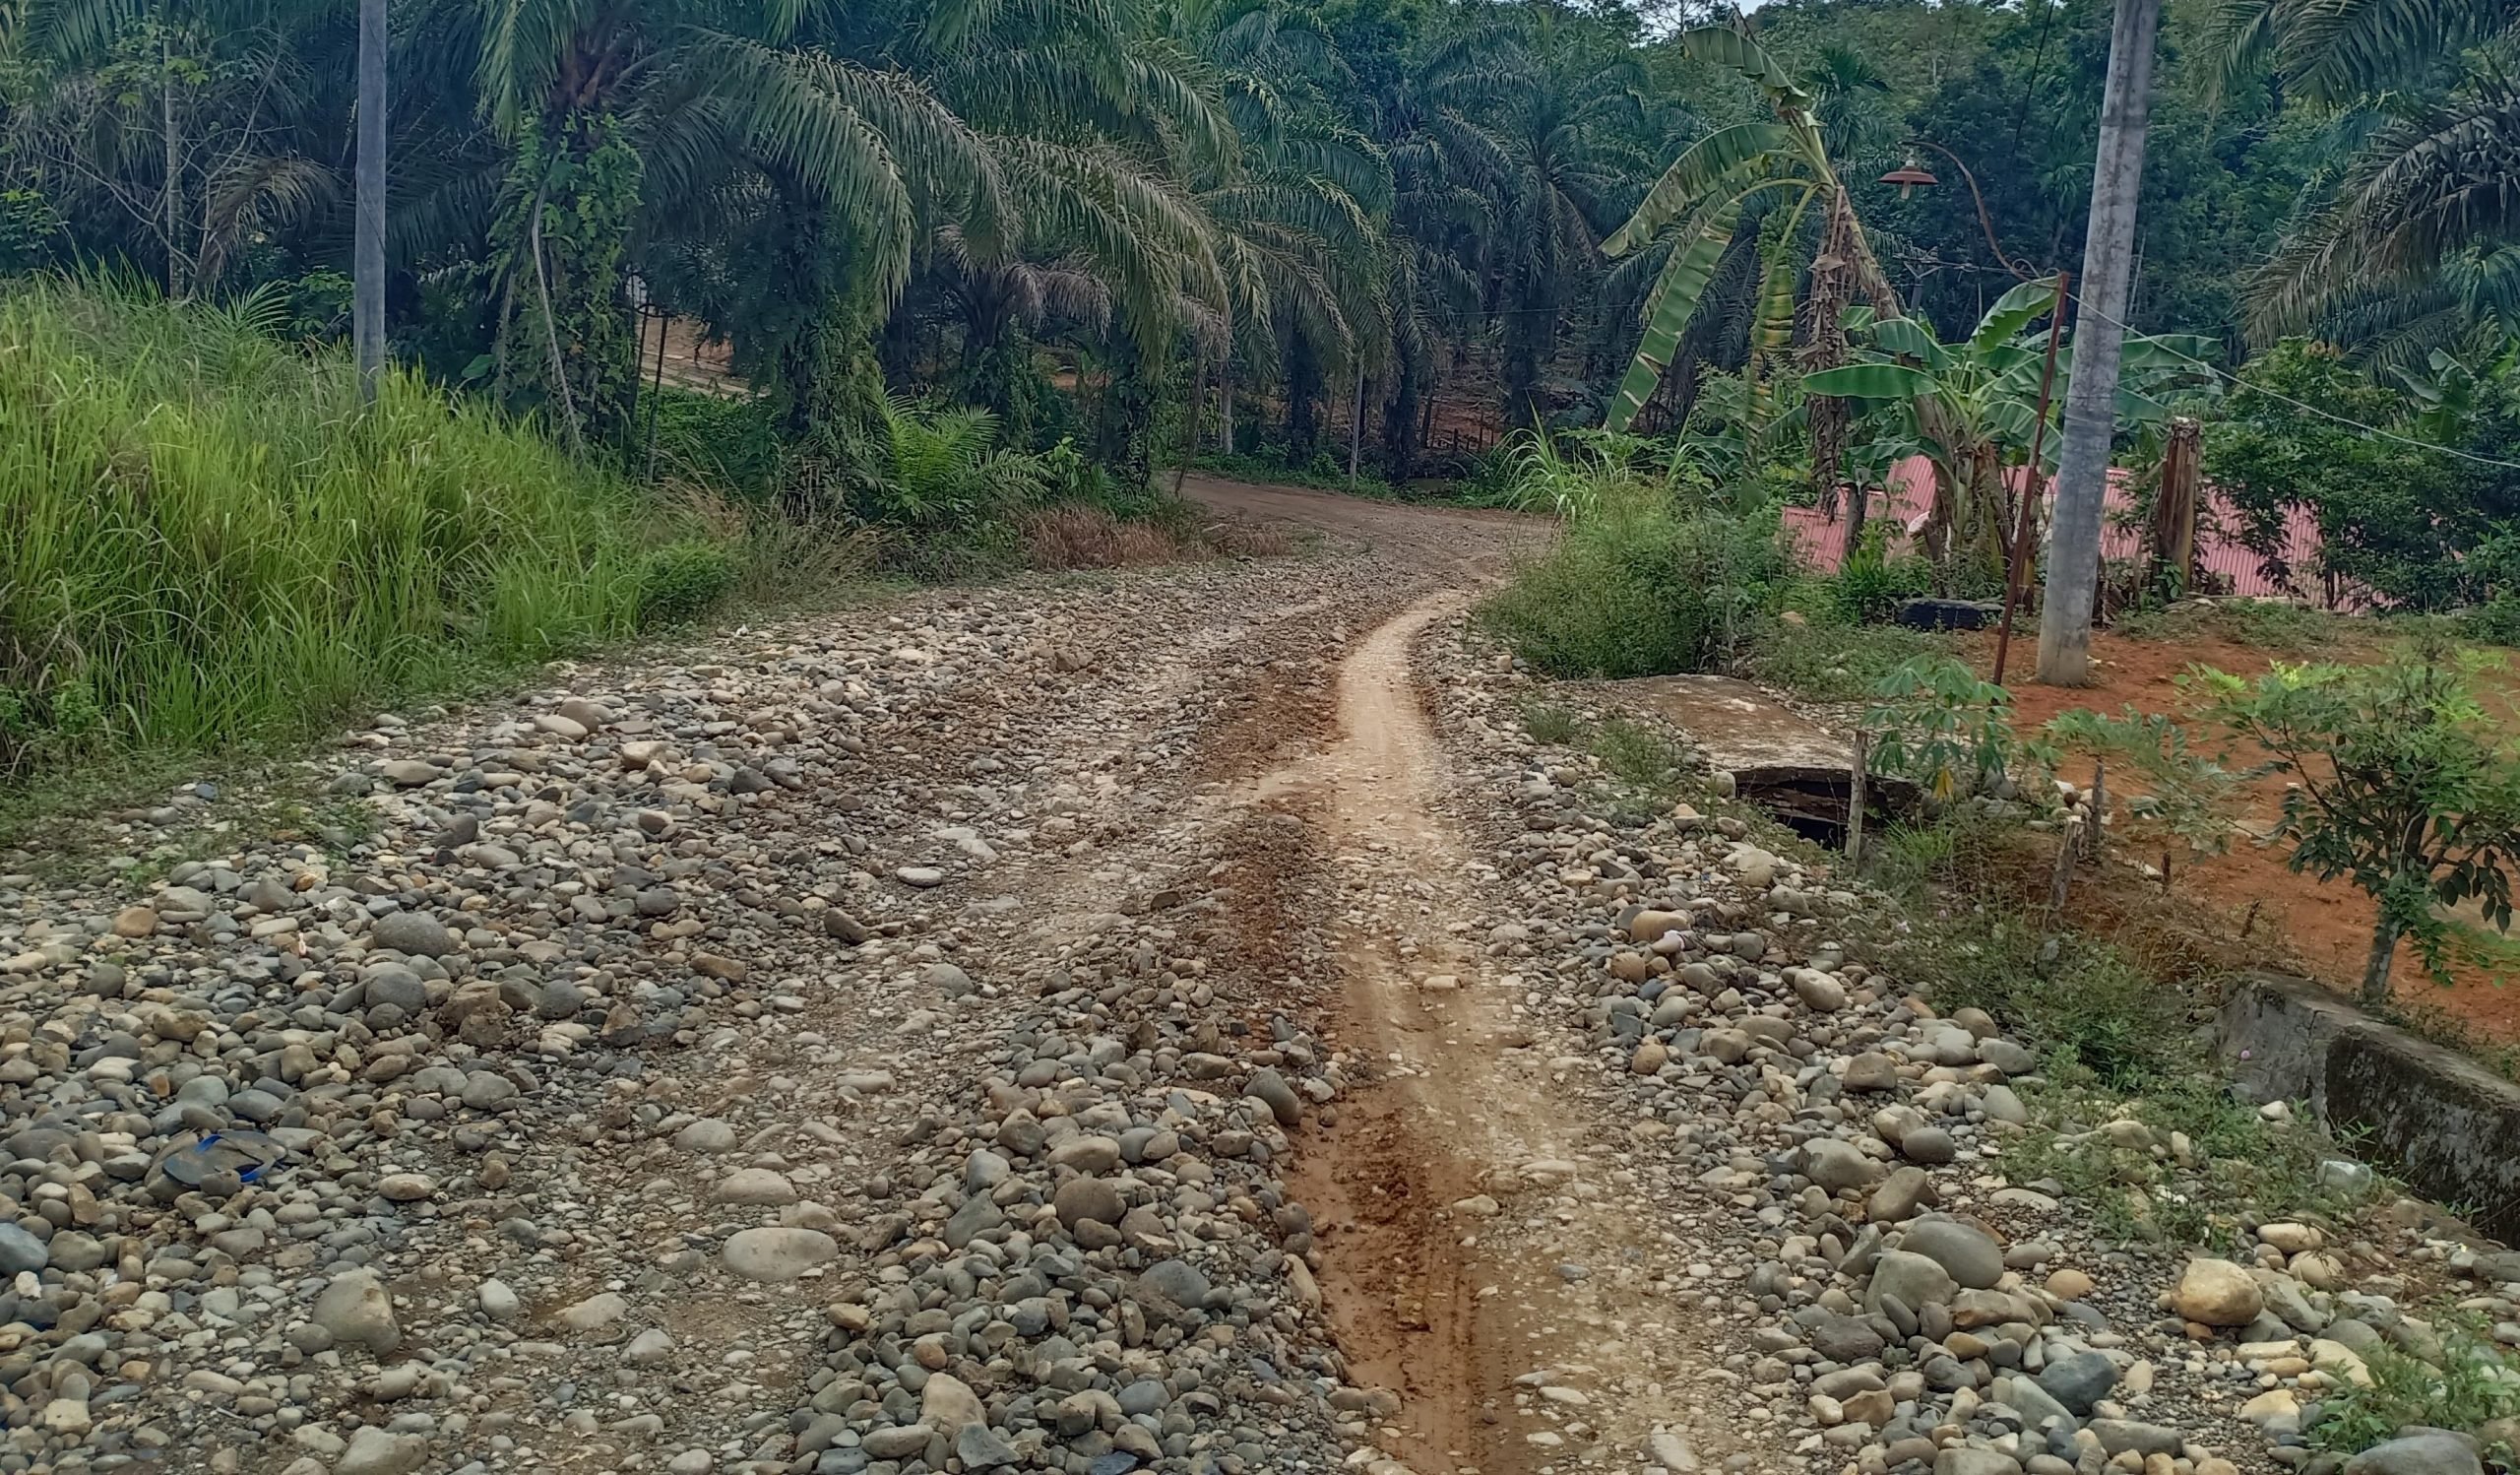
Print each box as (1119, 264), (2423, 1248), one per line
(1782, 456), (2333, 603)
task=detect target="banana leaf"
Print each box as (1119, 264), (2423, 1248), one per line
(1604, 199), (1746, 433)
(1747, 192), (1814, 432)
(1869, 316), (1950, 371)
(1682, 27), (1815, 108)
(1968, 277), (2065, 354)
(1604, 121), (1791, 256)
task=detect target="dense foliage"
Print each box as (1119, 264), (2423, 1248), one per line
(6, 0), (2520, 605)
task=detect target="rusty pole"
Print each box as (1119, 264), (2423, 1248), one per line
(1991, 270), (2071, 687)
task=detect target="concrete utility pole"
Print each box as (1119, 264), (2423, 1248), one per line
(2035, 0), (2162, 685)
(354, 0), (388, 402)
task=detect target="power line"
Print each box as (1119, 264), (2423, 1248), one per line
(1880, 252), (2520, 471)
(2057, 285), (2520, 473)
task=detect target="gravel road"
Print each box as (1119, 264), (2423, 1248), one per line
(0, 480), (2502, 1475)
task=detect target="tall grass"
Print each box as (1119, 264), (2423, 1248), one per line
(0, 280), (728, 777)
(1479, 434), (1788, 677)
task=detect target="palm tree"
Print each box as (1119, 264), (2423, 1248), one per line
(458, 0), (1017, 439)
(1799, 43), (1890, 162)
(2210, 0), (2520, 346)
(1432, 2), (1649, 430)
(0, 0), (340, 298)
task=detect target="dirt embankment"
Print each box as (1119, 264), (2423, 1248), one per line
(1967, 624), (2520, 1044)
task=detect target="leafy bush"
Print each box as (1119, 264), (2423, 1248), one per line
(1480, 488), (1787, 676)
(1480, 436), (1787, 676)
(2191, 649), (2520, 1003)
(2465, 599), (2520, 648)
(1831, 522), (1934, 623)
(0, 279), (722, 779)
(2043, 706), (2247, 886)
(857, 397), (1050, 532)
(2205, 341), (2520, 608)
(636, 542), (741, 625)
(648, 389), (782, 497)
(1863, 657), (2051, 802)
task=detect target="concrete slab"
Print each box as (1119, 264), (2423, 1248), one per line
(1601, 674), (1911, 838)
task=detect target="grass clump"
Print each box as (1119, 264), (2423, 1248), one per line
(2309, 1324), (2520, 1455)
(1911, 914), (2189, 1087)
(1873, 813), (2376, 1245)
(0, 280), (726, 781)
(2111, 597), (2342, 652)
(1749, 616), (1951, 702)
(1519, 700), (1586, 747)
(1589, 717), (1691, 792)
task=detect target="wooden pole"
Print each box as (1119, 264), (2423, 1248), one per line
(2153, 417), (2201, 594)
(1991, 271), (2071, 686)
(1846, 731), (1869, 871)
(2087, 759), (2107, 864)
(2049, 815), (2083, 912)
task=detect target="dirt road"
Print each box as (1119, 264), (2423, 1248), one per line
(0, 478), (2370, 1475)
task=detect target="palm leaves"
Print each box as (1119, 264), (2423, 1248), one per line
(2213, 0), (2520, 347)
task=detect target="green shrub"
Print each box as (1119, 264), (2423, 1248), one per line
(1832, 523), (1934, 623)
(1864, 656), (2053, 802)
(647, 389), (782, 496)
(1481, 488), (1787, 677)
(2310, 1324), (2520, 1454)
(637, 542), (741, 625)
(0, 278), (723, 779)
(2465, 598), (2520, 648)
(2193, 649), (2520, 1004)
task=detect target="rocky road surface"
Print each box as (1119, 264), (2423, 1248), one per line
(0, 479), (2509, 1475)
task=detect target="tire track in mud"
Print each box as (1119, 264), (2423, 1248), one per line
(1220, 589), (1571, 1475)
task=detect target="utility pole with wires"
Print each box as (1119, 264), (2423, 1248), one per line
(2036, 0), (2164, 685)
(353, 0), (387, 403)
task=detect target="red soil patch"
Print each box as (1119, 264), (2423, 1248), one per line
(1965, 626), (2520, 1044)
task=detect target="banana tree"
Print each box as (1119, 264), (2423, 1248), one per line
(1600, 25), (1913, 495)
(1804, 279), (2214, 586)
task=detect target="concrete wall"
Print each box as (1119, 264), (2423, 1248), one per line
(2219, 974), (2520, 1244)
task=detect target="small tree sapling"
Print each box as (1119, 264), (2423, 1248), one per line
(2192, 651), (2520, 1004)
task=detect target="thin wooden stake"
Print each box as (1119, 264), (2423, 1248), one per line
(1846, 731), (1869, 871)
(2049, 816), (2082, 912)
(2087, 759), (2107, 864)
